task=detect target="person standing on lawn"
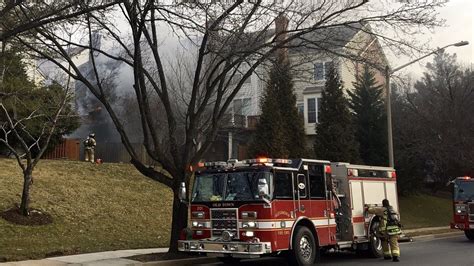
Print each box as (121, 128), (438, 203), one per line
(84, 133), (97, 163)
(366, 199), (402, 262)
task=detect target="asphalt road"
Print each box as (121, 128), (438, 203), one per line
(195, 234), (474, 266)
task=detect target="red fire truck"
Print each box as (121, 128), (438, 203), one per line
(178, 158), (398, 265)
(449, 176), (474, 240)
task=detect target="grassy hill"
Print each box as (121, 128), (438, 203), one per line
(0, 159), (172, 261)
(0, 159), (454, 261)
(399, 193), (452, 229)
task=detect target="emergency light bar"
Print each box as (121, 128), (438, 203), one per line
(348, 168), (396, 178)
(203, 161), (227, 168)
(243, 158), (292, 165)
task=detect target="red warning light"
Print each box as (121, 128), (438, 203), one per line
(325, 165), (332, 174)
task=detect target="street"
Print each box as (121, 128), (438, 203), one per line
(196, 234), (474, 266)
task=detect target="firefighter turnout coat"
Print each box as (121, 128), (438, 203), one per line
(367, 206), (402, 258)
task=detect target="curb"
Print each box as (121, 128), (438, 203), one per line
(410, 231), (464, 241)
(141, 257), (217, 265)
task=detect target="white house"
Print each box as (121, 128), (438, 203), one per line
(220, 19), (388, 160)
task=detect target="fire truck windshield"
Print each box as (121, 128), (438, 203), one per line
(454, 181), (474, 201)
(191, 171), (272, 202)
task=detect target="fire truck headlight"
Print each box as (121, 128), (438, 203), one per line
(244, 231), (255, 237)
(192, 211), (205, 219)
(192, 221), (206, 228)
(455, 204), (467, 214)
(241, 211), (257, 219)
(242, 221), (257, 228)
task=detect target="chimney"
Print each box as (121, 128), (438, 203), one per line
(275, 13), (289, 64)
(89, 31), (101, 61)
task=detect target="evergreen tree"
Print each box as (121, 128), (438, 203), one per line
(250, 58), (307, 158)
(0, 45), (79, 156)
(313, 64), (359, 162)
(348, 65), (387, 166)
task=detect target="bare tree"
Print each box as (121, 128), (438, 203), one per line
(0, 0), (124, 42)
(13, 0), (446, 251)
(0, 84), (77, 216)
(401, 52), (474, 190)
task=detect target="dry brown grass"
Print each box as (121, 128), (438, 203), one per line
(0, 159), (173, 261)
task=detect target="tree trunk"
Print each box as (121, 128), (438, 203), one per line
(168, 182), (189, 253)
(19, 171), (33, 216)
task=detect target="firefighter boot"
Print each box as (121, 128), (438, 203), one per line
(392, 256), (399, 262)
(384, 256), (392, 260)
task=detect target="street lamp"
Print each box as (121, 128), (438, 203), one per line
(385, 40), (469, 167)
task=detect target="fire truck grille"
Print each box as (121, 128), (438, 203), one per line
(210, 209), (239, 239)
(469, 203), (474, 222)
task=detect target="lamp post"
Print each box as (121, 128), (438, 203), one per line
(385, 41), (469, 168)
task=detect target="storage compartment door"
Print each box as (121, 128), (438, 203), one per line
(350, 181), (365, 237)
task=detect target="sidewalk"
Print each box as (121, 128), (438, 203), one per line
(1, 248), (168, 266)
(1, 226), (463, 266)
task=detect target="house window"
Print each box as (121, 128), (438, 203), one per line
(307, 97), (321, 123)
(314, 61), (333, 80)
(233, 98), (251, 115)
(230, 73), (251, 85)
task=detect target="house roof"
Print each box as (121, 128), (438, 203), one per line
(287, 22), (366, 53)
(205, 21), (368, 60)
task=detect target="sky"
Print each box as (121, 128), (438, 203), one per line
(391, 0), (474, 79)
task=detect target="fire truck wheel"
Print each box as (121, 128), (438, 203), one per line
(367, 220), (383, 258)
(464, 230), (474, 241)
(217, 257), (241, 264)
(290, 226), (319, 265)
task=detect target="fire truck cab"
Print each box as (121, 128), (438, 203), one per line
(449, 176), (474, 240)
(178, 158), (398, 265)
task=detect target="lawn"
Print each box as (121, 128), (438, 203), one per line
(0, 159), (173, 262)
(399, 193), (452, 229)
(0, 158), (454, 261)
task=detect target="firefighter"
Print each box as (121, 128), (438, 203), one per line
(84, 133), (97, 163)
(366, 199), (402, 262)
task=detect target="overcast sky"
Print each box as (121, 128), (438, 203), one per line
(392, 0), (473, 79)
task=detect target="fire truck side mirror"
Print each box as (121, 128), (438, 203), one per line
(258, 178), (269, 198)
(179, 182), (187, 202)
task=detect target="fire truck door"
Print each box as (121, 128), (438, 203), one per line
(307, 163), (331, 244)
(273, 170), (297, 218)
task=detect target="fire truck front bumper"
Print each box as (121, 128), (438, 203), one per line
(178, 240), (272, 257)
(451, 222), (474, 230)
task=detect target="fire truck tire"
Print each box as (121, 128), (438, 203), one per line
(217, 257), (241, 264)
(464, 230), (474, 241)
(289, 226), (319, 265)
(367, 220), (383, 258)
